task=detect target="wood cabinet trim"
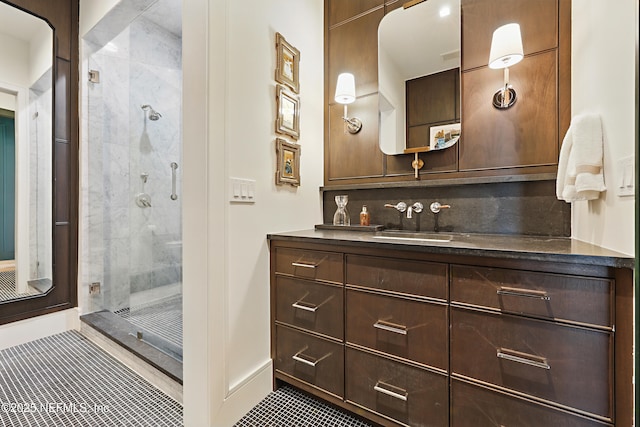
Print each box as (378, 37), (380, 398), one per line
(324, 0), (571, 186)
(274, 320), (344, 344)
(328, 4), (385, 30)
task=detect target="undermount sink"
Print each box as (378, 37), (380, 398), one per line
(373, 231), (453, 243)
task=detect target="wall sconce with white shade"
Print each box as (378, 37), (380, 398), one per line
(488, 23), (523, 109)
(334, 72), (362, 134)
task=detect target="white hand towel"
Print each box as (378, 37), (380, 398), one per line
(556, 113), (606, 202)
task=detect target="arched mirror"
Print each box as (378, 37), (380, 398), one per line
(0, 1), (53, 304)
(378, 0), (461, 155)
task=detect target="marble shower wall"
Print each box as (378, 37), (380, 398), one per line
(28, 70), (53, 281)
(81, 0), (182, 313)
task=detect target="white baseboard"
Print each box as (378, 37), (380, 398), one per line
(227, 359), (273, 396)
(204, 360), (273, 427)
(0, 308), (80, 350)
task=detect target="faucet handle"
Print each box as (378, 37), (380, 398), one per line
(384, 202), (407, 213)
(429, 202), (450, 214)
(411, 202), (423, 214)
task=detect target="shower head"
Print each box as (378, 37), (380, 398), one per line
(141, 104), (162, 121)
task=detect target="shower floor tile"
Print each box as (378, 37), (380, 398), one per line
(234, 385), (374, 427)
(0, 330), (182, 427)
(115, 294), (182, 349)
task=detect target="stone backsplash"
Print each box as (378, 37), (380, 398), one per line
(322, 180), (570, 237)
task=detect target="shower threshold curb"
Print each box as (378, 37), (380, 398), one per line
(80, 310), (183, 384)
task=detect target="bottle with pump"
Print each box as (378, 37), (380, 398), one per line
(360, 205), (370, 226)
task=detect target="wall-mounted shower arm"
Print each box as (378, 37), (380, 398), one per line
(141, 104), (162, 121)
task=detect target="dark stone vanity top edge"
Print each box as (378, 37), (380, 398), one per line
(318, 173), (557, 191)
(267, 229), (635, 269)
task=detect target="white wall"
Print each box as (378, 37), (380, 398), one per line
(0, 33), (29, 88)
(0, 309), (80, 350)
(0, 91), (15, 110)
(183, 0), (324, 425)
(571, 1), (637, 255)
(28, 25), (53, 87)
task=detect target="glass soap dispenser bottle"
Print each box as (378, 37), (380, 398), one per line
(359, 205), (370, 226)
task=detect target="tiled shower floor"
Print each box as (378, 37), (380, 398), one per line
(115, 294), (183, 349)
(0, 331), (182, 427)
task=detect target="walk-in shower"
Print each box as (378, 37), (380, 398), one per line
(81, 0), (183, 364)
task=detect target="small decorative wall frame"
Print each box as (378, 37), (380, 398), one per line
(276, 84), (300, 140)
(275, 32), (300, 93)
(275, 138), (301, 186)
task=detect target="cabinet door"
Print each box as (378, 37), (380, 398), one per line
(346, 290), (448, 370)
(276, 277), (344, 339)
(275, 247), (343, 284)
(275, 325), (344, 398)
(346, 254), (448, 300)
(451, 379), (611, 427)
(451, 265), (614, 328)
(346, 347), (449, 427)
(451, 308), (613, 421)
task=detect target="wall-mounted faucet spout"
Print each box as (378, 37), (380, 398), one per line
(141, 104), (162, 121)
(407, 202), (423, 219)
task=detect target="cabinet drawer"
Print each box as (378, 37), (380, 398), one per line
(346, 290), (447, 370)
(346, 255), (447, 300)
(345, 348), (448, 427)
(275, 248), (343, 284)
(451, 308), (613, 421)
(451, 265), (613, 328)
(275, 325), (344, 398)
(276, 277), (343, 339)
(451, 379), (611, 427)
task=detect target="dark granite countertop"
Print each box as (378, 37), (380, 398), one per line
(267, 229), (635, 269)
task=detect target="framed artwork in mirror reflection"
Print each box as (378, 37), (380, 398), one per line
(275, 32), (300, 93)
(276, 84), (300, 140)
(275, 138), (301, 187)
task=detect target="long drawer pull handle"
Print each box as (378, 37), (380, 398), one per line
(292, 346), (331, 367)
(497, 287), (550, 301)
(292, 354), (318, 367)
(373, 320), (408, 335)
(374, 381), (408, 402)
(292, 301), (318, 312)
(497, 348), (551, 370)
(291, 262), (317, 269)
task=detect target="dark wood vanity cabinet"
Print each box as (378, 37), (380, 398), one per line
(272, 246), (345, 398)
(269, 240), (632, 427)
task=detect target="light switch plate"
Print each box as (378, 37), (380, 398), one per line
(616, 156), (635, 197)
(229, 177), (256, 203)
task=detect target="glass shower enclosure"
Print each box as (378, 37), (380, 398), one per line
(82, 0), (183, 361)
